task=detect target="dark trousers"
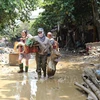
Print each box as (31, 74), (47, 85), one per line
(36, 54), (47, 76)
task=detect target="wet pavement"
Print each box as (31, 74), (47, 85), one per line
(0, 53), (91, 100)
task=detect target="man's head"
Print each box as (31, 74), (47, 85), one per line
(47, 32), (52, 39)
(38, 28), (44, 37)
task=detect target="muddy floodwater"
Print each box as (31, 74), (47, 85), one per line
(0, 53), (96, 100)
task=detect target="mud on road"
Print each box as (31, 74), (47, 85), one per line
(0, 52), (99, 100)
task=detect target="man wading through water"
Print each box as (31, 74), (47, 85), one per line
(34, 28), (52, 78)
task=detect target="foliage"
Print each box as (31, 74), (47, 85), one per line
(0, 0), (40, 32)
(1, 0), (100, 37)
(7, 21), (35, 41)
(31, 0), (75, 34)
(31, 0), (100, 34)
(73, 0), (92, 25)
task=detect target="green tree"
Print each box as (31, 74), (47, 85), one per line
(31, 0), (100, 36)
(0, 0), (40, 33)
(31, 0), (75, 34)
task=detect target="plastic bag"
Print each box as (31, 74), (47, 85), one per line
(25, 38), (38, 47)
(95, 70), (100, 80)
(51, 49), (61, 59)
(47, 58), (56, 77)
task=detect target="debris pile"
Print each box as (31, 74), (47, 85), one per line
(86, 42), (100, 55)
(0, 47), (14, 65)
(75, 66), (100, 100)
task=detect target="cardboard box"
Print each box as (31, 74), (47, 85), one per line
(9, 53), (19, 66)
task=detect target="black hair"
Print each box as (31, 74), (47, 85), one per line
(22, 30), (27, 34)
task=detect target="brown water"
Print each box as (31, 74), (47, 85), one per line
(0, 55), (88, 100)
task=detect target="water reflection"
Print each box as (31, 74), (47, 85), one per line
(28, 72), (37, 100)
(15, 72), (38, 100)
(35, 78), (86, 100)
(36, 79), (59, 100)
(0, 67), (86, 100)
(15, 74), (30, 100)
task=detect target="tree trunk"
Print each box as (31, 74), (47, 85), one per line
(82, 74), (100, 99)
(74, 82), (98, 100)
(84, 68), (100, 89)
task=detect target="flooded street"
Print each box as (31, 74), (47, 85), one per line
(0, 52), (98, 100)
(1, 0), (100, 99)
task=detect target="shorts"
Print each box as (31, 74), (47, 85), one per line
(19, 53), (30, 60)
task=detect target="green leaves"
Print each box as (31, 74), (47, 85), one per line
(0, 0), (40, 33)
(31, 0), (76, 33)
(31, 0), (100, 33)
